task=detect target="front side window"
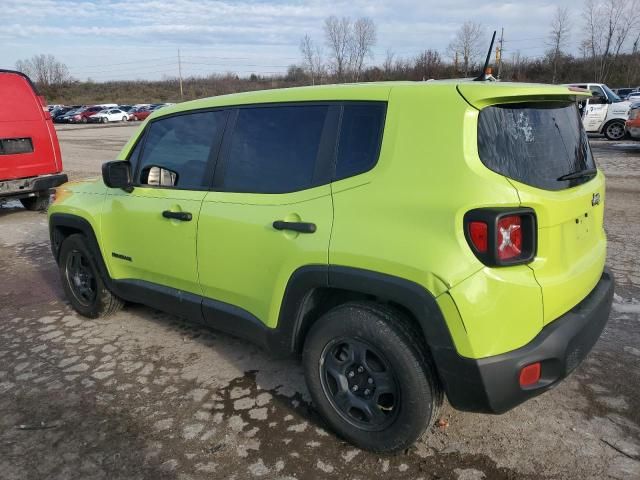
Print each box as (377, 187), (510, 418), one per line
(478, 102), (596, 191)
(221, 105), (329, 193)
(136, 110), (227, 189)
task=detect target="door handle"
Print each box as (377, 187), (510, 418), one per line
(162, 210), (192, 221)
(273, 220), (316, 234)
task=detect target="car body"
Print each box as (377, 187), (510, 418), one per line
(69, 106), (104, 123)
(130, 106), (158, 121)
(88, 108), (130, 123)
(625, 102), (640, 139)
(49, 81), (613, 452)
(0, 69), (67, 209)
(566, 83), (631, 140)
(626, 91), (640, 102)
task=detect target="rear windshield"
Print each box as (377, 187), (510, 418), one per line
(477, 102), (596, 191)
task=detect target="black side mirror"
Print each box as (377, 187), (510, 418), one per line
(102, 161), (133, 192)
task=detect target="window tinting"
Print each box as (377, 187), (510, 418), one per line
(477, 102), (596, 191)
(335, 103), (385, 180)
(136, 111), (226, 189)
(222, 105), (329, 193)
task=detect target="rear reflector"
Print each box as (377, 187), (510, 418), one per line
(469, 221), (488, 253)
(497, 215), (522, 260)
(519, 362), (541, 387)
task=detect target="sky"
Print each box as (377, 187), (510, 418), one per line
(1, 0), (586, 81)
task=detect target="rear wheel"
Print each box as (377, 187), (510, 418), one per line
(20, 194), (49, 211)
(101, 117), (108, 123)
(604, 120), (625, 140)
(122, 116), (128, 122)
(59, 234), (124, 318)
(303, 302), (442, 452)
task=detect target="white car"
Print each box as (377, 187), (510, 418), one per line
(566, 83), (631, 140)
(89, 109), (130, 123)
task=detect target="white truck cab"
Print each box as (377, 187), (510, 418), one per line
(566, 83), (630, 140)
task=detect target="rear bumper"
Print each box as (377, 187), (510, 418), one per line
(0, 173), (68, 199)
(443, 268), (614, 413)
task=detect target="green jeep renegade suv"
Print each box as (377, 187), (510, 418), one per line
(48, 81), (614, 452)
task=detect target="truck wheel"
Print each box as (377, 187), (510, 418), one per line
(20, 195), (50, 211)
(59, 234), (124, 318)
(604, 120), (626, 140)
(303, 302), (442, 452)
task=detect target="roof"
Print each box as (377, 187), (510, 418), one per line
(153, 80), (587, 119)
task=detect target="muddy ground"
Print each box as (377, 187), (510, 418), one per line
(0, 124), (639, 480)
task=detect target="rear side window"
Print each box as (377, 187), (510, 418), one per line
(477, 102), (596, 191)
(221, 105), (329, 193)
(335, 103), (386, 180)
(136, 110), (227, 189)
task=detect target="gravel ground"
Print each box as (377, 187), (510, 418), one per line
(0, 124), (638, 480)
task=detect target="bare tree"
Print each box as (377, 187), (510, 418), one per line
(582, 0), (640, 82)
(547, 7), (571, 83)
(300, 34), (325, 85)
(448, 21), (484, 76)
(383, 48), (395, 77)
(324, 16), (352, 82)
(16, 54), (70, 86)
(414, 50), (442, 80)
(350, 17), (377, 81)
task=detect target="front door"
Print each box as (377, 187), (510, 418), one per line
(197, 104), (337, 328)
(100, 109), (228, 295)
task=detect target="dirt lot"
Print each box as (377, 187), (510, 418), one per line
(1, 124), (639, 480)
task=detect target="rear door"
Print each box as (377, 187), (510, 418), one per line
(197, 103), (337, 329)
(476, 101), (606, 324)
(0, 71), (60, 180)
(100, 110), (228, 296)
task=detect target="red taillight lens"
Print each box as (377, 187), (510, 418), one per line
(497, 215), (522, 260)
(469, 221), (488, 253)
(519, 362), (541, 387)
(464, 208), (536, 266)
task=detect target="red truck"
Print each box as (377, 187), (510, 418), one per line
(0, 70), (67, 210)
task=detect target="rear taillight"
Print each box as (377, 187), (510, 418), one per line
(464, 208), (536, 266)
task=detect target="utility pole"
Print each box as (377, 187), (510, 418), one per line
(178, 48), (184, 100)
(496, 27), (504, 80)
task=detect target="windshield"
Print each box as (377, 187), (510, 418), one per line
(478, 102), (596, 191)
(602, 84), (622, 103)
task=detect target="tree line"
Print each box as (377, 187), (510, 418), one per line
(15, 0), (640, 104)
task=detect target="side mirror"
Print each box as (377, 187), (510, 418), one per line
(102, 161), (133, 192)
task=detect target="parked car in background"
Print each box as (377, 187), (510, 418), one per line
(51, 106), (73, 121)
(625, 91), (640, 102)
(71, 105), (105, 123)
(567, 83), (631, 140)
(625, 103), (640, 139)
(57, 108), (82, 123)
(613, 87), (636, 99)
(130, 106), (158, 121)
(0, 69), (67, 210)
(88, 108), (130, 123)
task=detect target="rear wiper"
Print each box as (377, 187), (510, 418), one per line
(557, 168), (597, 182)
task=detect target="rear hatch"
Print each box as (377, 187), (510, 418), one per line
(460, 83), (606, 325)
(0, 70), (61, 181)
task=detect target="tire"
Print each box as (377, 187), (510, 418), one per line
(58, 234), (124, 318)
(122, 116), (127, 122)
(102, 117), (108, 123)
(303, 302), (442, 452)
(604, 120), (625, 140)
(20, 195), (50, 211)
(133, 116), (139, 121)
(81, 117), (88, 124)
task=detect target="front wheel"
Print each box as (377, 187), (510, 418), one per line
(604, 120), (626, 140)
(303, 302), (442, 452)
(59, 234), (124, 318)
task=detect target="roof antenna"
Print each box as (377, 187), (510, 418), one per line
(474, 30), (497, 81)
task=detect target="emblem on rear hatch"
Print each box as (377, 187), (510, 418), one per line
(592, 192), (600, 206)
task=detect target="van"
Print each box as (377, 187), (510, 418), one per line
(567, 83), (631, 140)
(0, 70), (67, 210)
(49, 81), (613, 452)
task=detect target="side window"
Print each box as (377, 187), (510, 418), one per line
(136, 110), (227, 189)
(221, 105), (329, 193)
(335, 103), (386, 181)
(588, 85), (607, 104)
